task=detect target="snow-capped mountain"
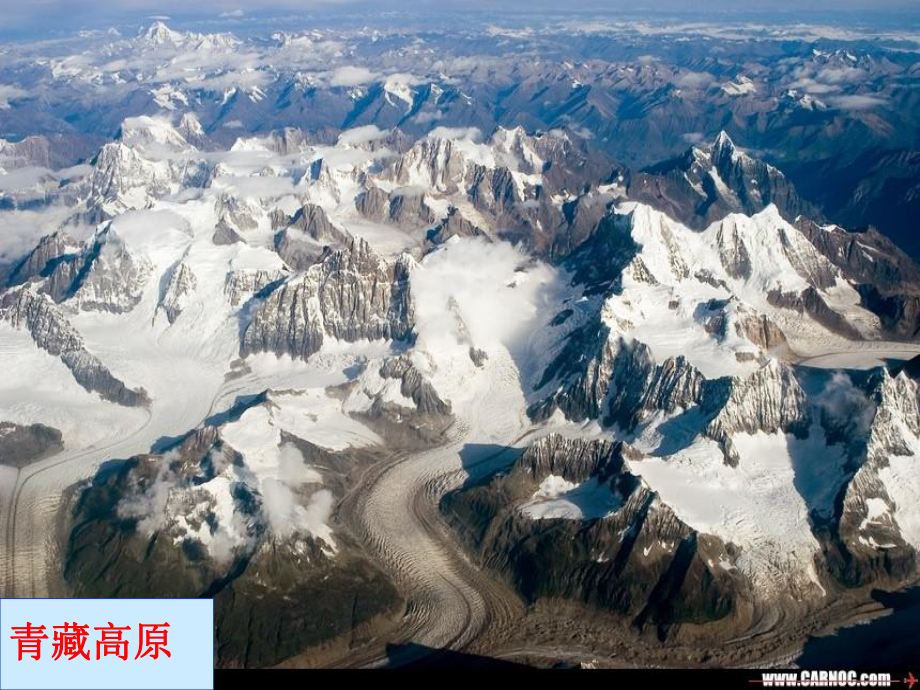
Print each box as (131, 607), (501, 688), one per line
(627, 131), (821, 229)
(1, 62), (920, 669)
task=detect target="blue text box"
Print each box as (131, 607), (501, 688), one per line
(0, 599), (213, 690)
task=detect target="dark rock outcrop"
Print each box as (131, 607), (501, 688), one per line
(6, 231), (78, 287)
(626, 131), (820, 230)
(426, 207), (488, 246)
(273, 204), (354, 270)
(241, 238), (414, 360)
(0, 288), (149, 406)
(442, 435), (749, 637)
(0, 422), (64, 467)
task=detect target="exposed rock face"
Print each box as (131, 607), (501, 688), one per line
(819, 369), (920, 587)
(701, 361), (810, 466)
(700, 298), (789, 352)
(0, 288), (149, 406)
(767, 287), (863, 340)
(342, 355), (454, 448)
(856, 284), (920, 341)
(68, 230), (153, 313)
(273, 204), (352, 270)
(600, 346), (702, 431)
(630, 356), (706, 427)
(354, 184), (390, 221)
(628, 131), (820, 229)
(490, 126), (547, 176)
(563, 211), (640, 295)
(798, 218), (920, 339)
(714, 216), (753, 280)
(355, 183), (435, 228)
(533, 321), (810, 467)
(442, 434), (749, 637)
(85, 142), (209, 219)
(273, 229), (323, 271)
(378, 356), (452, 417)
(177, 113), (209, 149)
(211, 221), (244, 246)
(241, 238), (413, 360)
(530, 189), (616, 259)
(6, 231), (79, 287)
(0, 422), (64, 468)
(469, 346), (489, 367)
(0, 134), (97, 170)
(386, 136), (467, 193)
(357, 127), (614, 261)
(269, 208), (289, 232)
(468, 165), (520, 216)
(223, 269), (286, 308)
(158, 262), (197, 324)
(236, 126), (313, 156)
(214, 194), (261, 233)
(532, 321), (709, 433)
(774, 224), (839, 290)
(735, 310), (788, 351)
(426, 207), (487, 246)
(33, 228), (152, 313)
(388, 189), (435, 227)
(530, 324), (638, 423)
(287, 203), (348, 244)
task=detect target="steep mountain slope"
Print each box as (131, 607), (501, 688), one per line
(443, 435), (751, 638)
(626, 131), (821, 229)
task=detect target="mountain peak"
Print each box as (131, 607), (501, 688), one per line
(712, 130), (736, 153)
(140, 20), (184, 46)
(116, 115), (189, 151)
(177, 112), (206, 144)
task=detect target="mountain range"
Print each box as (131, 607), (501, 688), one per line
(1, 16), (920, 670)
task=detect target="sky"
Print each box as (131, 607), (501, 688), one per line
(2, 0), (919, 34)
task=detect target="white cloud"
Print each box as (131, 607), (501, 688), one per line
(411, 237), (558, 357)
(0, 166), (54, 193)
(329, 65), (378, 87)
(413, 110), (443, 124)
(827, 94), (888, 110)
(261, 478), (298, 537)
(674, 71), (714, 89)
(278, 442), (322, 485)
(258, 443), (335, 544)
(219, 9), (244, 18)
(117, 452), (179, 536)
(788, 77), (839, 94)
(208, 173), (298, 199)
(817, 66), (866, 84)
(0, 205), (90, 265)
(427, 126), (483, 143)
(815, 372), (875, 436)
(337, 124), (389, 147)
(0, 85), (28, 109)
